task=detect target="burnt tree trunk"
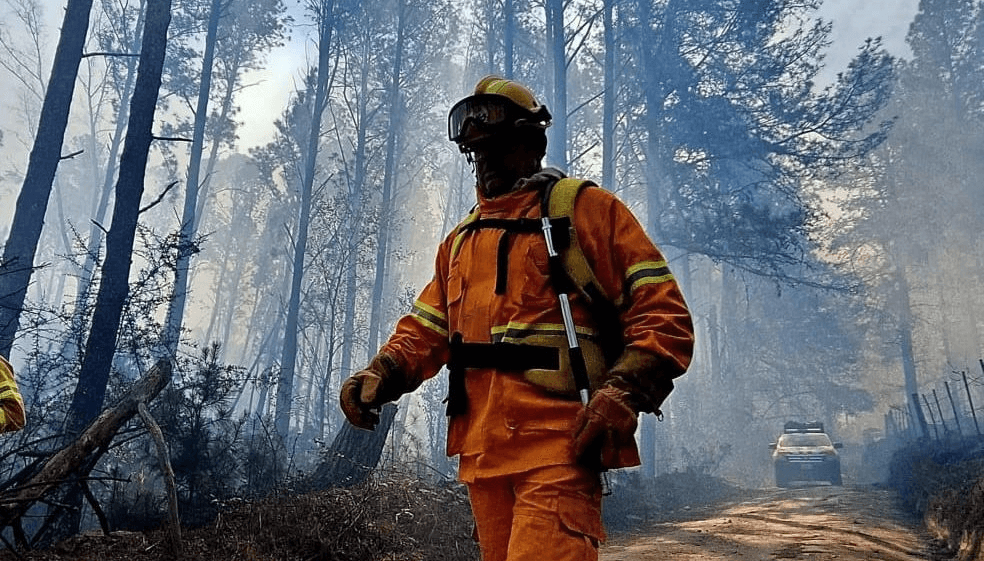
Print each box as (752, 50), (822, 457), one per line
(66, 0), (173, 437)
(311, 403), (398, 488)
(0, 0), (95, 357)
(275, 0), (337, 443)
(39, 0), (173, 545)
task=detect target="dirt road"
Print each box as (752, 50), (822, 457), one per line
(600, 484), (944, 561)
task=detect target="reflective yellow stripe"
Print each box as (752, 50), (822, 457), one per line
(0, 389), (19, 401)
(410, 299), (448, 337)
(0, 410), (7, 426)
(409, 313), (449, 337)
(626, 260), (668, 276)
(450, 209), (481, 259)
(626, 260), (674, 292)
(414, 300), (446, 322)
(491, 321), (596, 342)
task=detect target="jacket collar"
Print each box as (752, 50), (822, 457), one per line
(475, 167), (566, 216)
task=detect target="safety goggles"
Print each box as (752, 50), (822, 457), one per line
(447, 94), (522, 143)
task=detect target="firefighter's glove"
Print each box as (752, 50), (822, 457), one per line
(339, 353), (404, 431)
(339, 371), (386, 430)
(572, 385), (639, 470)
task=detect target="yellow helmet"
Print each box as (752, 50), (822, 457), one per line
(448, 75), (552, 148)
(472, 76), (544, 112)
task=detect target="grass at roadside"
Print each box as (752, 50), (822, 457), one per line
(888, 437), (984, 558)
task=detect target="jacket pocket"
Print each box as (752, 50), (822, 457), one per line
(446, 265), (464, 327)
(518, 241), (556, 309)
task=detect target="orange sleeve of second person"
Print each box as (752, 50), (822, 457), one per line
(0, 357), (26, 433)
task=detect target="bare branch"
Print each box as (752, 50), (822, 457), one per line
(137, 402), (182, 556)
(81, 51), (140, 59)
(152, 135), (193, 143)
(139, 180), (179, 214)
(89, 220), (109, 235)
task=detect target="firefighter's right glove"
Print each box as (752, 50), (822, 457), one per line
(339, 353), (404, 431)
(572, 385), (640, 470)
(339, 371), (386, 430)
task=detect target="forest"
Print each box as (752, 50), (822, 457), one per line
(0, 0), (981, 551)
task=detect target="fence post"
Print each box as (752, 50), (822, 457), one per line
(912, 393), (931, 440)
(933, 389), (948, 435)
(963, 371), (980, 436)
(922, 393), (940, 440)
(944, 381), (963, 436)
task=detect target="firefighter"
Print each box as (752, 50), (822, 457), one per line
(340, 75), (694, 561)
(0, 356), (26, 433)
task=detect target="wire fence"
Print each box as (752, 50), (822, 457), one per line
(886, 359), (984, 442)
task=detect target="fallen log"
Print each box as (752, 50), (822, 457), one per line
(0, 358), (173, 528)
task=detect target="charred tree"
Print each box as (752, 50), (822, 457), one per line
(310, 403), (397, 488)
(275, 0), (338, 442)
(161, 0), (223, 357)
(36, 0), (174, 543)
(66, 0), (173, 438)
(0, 0), (95, 357)
(367, 0), (406, 353)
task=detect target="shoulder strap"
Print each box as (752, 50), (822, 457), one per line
(449, 206), (481, 259)
(544, 178), (626, 365)
(543, 178), (625, 310)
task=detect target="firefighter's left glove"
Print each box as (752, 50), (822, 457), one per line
(339, 353), (403, 431)
(572, 385), (640, 470)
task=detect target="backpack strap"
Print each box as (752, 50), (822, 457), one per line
(542, 178), (625, 366)
(449, 206), (482, 260)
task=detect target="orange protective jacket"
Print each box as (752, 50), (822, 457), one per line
(378, 171), (693, 481)
(0, 357), (26, 433)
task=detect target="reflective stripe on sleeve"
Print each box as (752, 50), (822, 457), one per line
(410, 300), (449, 337)
(626, 260), (674, 293)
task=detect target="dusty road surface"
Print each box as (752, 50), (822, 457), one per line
(600, 484), (944, 561)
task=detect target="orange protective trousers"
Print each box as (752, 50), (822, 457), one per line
(466, 464), (605, 561)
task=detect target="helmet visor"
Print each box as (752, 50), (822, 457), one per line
(448, 95), (518, 143)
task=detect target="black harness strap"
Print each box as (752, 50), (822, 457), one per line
(444, 334), (561, 416)
(461, 218), (543, 233)
(495, 234), (510, 294)
(451, 340), (560, 371)
(460, 217), (573, 294)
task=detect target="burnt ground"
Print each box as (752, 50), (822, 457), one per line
(0, 475), (481, 561)
(0, 477), (960, 561)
